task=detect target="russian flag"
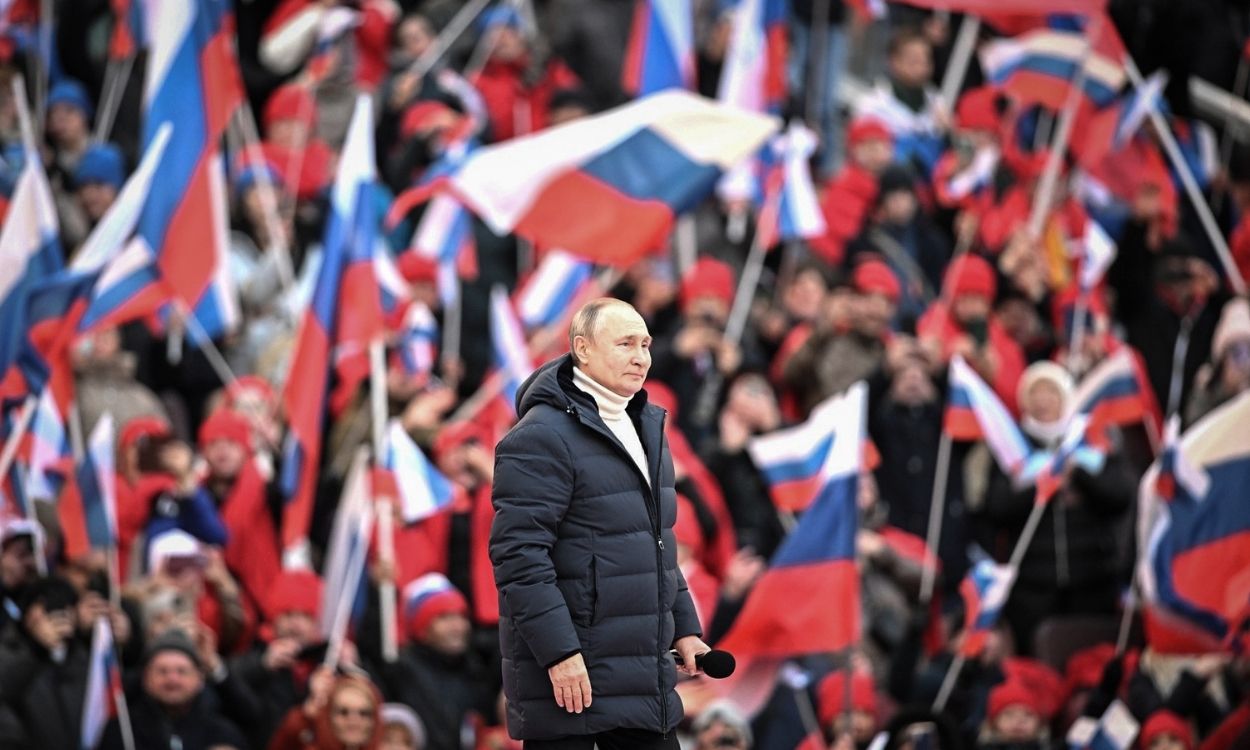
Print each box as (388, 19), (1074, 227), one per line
(940, 147), (999, 206)
(515, 250), (594, 330)
(82, 616), (122, 750)
(24, 386), (69, 502)
(1071, 349), (1159, 435)
(1035, 414), (1101, 505)
(890, 0), (1105, 12)
(1138, 396), (1250, 653)
(304, 6), (360, 84)
(281, 96), (385, 557)
(320, 449), (375, 638)
(490, 285), (534, 414)
(109, 0), (147, 60)
(138, 0), (244, 340)
(1079, 219), (1116, 292)
(945, 356), (1031, 478)
(755, 123), (826, 250)
(59, 414), (118, 562)
(0, 149), (63, 403)
(444, 91), (777, 267)
(410, 194), (476, 307)
(380, 420), (462, 525)
(747, 389), (847, 512)
(718, 382), (866, 657)
(1066, 700), (1139, 750)
(621, 0), (695, 97)
(979, 17), (1126, 112)
(958, 558), (1015, 658)
(394, 301), (438, 381)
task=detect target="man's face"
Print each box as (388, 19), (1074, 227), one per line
(47, 103), (88, 146)
(203, 438), (246, 483)
(487, 26), (526, 63)
(575, 305), (652, 398)
(273, 611), (318, 645)
(852, 139), (894, 175)
(143, 651), (203, 710)
(423, 611), (471, 657)
(890, 39), (933, 88)
(397, 16), (434, 60)
(993, 705), (1041, 742)
(784, 270), (827, 322)
(855, 292), (896, 339)
(0, 536), (36, 590)
(880, 190), (917, 226)
(952, 294), (992, 326)
(78, 183), (117, 223)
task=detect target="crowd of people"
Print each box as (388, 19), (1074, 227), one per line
(2, 0), (1250, 748)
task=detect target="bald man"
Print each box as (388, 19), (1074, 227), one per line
(490, 298), (709, 749)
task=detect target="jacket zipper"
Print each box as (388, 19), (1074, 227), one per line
(567, 401), (669, 735)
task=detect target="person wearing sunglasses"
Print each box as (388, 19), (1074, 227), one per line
(270, 668), (384, 750)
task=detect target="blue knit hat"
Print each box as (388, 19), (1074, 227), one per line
(74, 144), (125, 189)
(47, 79), (94, 120)
(477, 6), (522, 33)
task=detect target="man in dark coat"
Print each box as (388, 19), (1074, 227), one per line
(490, 298), (709, 749)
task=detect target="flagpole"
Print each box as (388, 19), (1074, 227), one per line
(0, 396), (38, 484)
(442, 279), (464, 390)
(94, 55), (136, 144)
(1067, 293), (1090, 375)
(1025, 19), (1097, 241)
(176, 303), (240, 388)
(325, 449), (374, 671)
(33, 0), (52, 126)
(1213, 56), (1249, 207)
(675, 216), (698, 277)
(232, 103), (298, 300)
(804, 0), (832, 134)
(368, 337), (399, 663)
(939, 16), (981, 116)
(1123, 56), (1248, 295)
(107, 618), (137, 750)
(919, 431), (953, 604)
(405, 0), (493, 81)
(1115, 580), (1136, 655)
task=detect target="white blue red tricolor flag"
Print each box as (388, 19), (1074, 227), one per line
(622, 0), (695, 97)
(1066, 700), (1139, 750)
(490, 285), (534, 415)
(515, 250), (594, 330)
(82, 616), (122, 750)
(748, 388), (848, 512)
(958, 558), (1015, 657)
(380, 420), (462, 525)
(755, 122), (826, 250)
(58, 414), (119, 562)
(320, 449), (375, 639)
(944, 356), (1031, 479)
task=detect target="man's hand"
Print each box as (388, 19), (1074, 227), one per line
(263, 637), (301, 671)
(548, 652), (592, 714)
(673, 635), (711, 677)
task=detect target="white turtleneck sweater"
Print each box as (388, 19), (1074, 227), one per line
(573, 367), (651, 486)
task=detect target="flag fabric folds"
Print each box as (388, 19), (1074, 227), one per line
(320, 449), (375, 639)
(1035, 414), (1099, 505)
(1070, 349), (1159, 435)
(82, 616), (122, 750)
(748, 389), (846, 512)
(755, 123), (827, 250)
(944, 356), (1031, 478)
(380, 420), (461, 524)
(515, 250), (594, 330)
(958, 558), (1015, 658)
(1066, 700), (1139, 750)
(490, 286), (534, 414)
(719, 382), (866, 658)
(621, 0), (695, 97)
(395, 302), (438, 381)
(1138, 396), (1250, 653)
(979, 17), (1126, 112)
(444, 91), (778, 267)
(59, 414), (118, 561)
(281, 96), (385, 557)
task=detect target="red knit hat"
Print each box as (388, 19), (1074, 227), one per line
(847, 117), (893, 148)
(673, 494), (704, 556)
(400, 100), (458, 139)
(944, 254), (997, 301)
(266, 570), (323, 621)
(120, 415), (171, 453)
(956, 86), (1002, 133)
(398, 253), (439, 285)
(987, 680), (1041, 722)
(853, 260), (901, 303)
(1064, 643), (1116, 697)
(225, 375), (276, 410)
(1138, 711), (1194, 750)
(198, 409), (253, 452)
(817, 670), (877, 727)
(680, 257), (735, 312)
(403, 573), (469, 642)
(264, 84), (317, 132)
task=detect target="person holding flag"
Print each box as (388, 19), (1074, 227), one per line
(981, 361), (1136, 653)
(490, 297), (708, 748)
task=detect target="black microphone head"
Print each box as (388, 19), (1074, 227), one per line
(698, 649), (736, 679)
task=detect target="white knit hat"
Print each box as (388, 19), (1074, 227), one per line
(1213, 298), (1250, 361)
(1017, 360), (1075, 411)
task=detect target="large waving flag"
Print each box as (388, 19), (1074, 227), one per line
(281, 96), (385, 558)
(139, 0), (244, 339)
(1070, 348), (1160, 436)
(1138, 397), (1250, 653)
(719, 382), (866, 657)
(622, 0), (695, 97)
(490, 286), (534, 414)
(755, 122), (827, 250)
(440, 91), (777, 267)
(748, 389), (846, 512)
(58, 414), (118, 562)
(979, 16), (1126, 112)
(515, 250), (594, 330)
(320, 449), (375, 640)
(82, 616), (122, 750)
(0, 146), (62, 403)
(958, 558), (1015, 658)
(945, 356), (1031, 478)
(380, 420), (462, 525)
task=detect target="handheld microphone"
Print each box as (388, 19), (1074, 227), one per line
(670, 648), (737, 679)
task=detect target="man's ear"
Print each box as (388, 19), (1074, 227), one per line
(572, 336), (586, 367)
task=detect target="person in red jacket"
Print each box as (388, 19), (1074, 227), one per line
(260, 84), (336, 201)
(918, 254), (1026, 412)
(269, 669), (384, 750)
(796, 669), (879, 750)
(468, 7), (580, 143)
(811, 118), (896, 266)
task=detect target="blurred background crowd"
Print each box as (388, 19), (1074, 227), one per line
(2, 0), (1250, 748)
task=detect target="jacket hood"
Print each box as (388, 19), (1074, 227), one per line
(516, 354), (654, 419)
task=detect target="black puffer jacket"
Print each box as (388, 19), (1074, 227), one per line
(490, 355), (701, 741)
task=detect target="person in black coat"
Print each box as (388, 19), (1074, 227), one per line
(490, 299), (708, 749)
(980, 362), (1136, 655)
(382, 574), (494, 750)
